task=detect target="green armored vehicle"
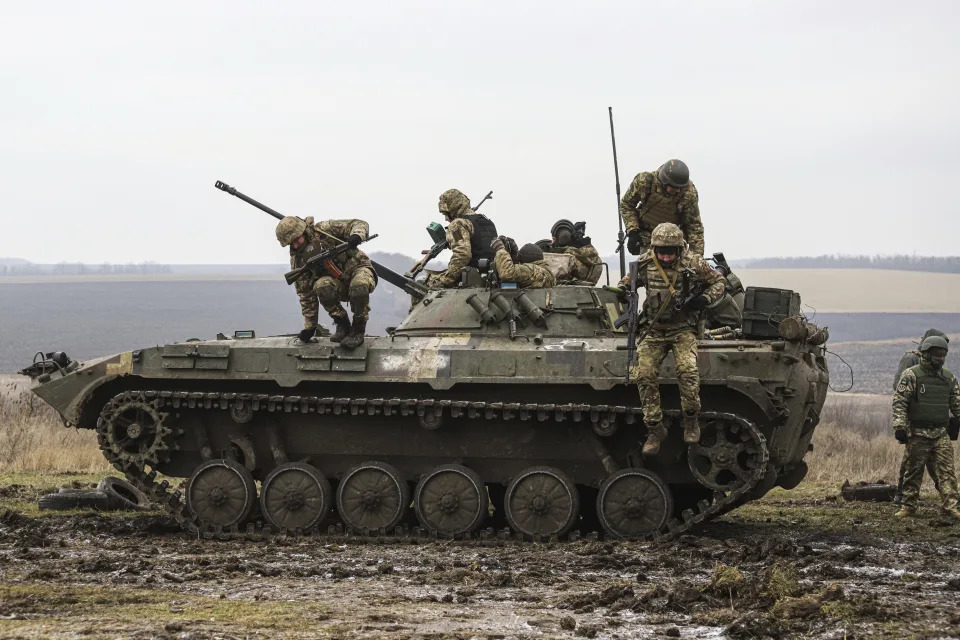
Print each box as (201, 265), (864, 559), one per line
(22, 270), (829, 540)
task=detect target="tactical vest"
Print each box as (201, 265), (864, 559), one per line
(642, 257), (694, 328)
(467, 213), (499, 267)
(638, 183), (684, 231)
(907, 364), (956, 427)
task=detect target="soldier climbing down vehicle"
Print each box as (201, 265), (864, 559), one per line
(276, 215), (377, 350)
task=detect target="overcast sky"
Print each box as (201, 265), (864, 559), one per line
(1, 0), (957, 264)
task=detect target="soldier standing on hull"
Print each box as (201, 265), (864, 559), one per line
(426, 189), (498, 290)
(491, 237), (556, 288)
(891, 335), (960, 520)
(619, 223), (725, 456)
(892, 329), (949, 505)
(620, 159), (705, 257)
(276, 216), (376, 350)
(540, 219), (603, 286)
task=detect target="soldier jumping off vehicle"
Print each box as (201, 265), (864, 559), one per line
(276, 216), (376, 350)
(425, 189), (498, 290)
(893, 329), (948, 505)
(491, 237), (556, 288)
(620, 159), (705, 257)
(619, 223), (724, 456)
(538, 219), (603, 286)
(891, 335), (960, 520)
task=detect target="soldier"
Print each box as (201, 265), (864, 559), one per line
(425, 189), (498, 290)
(892, 330), (949, 505)
(891, 335), (960, 520)
(620, 159), (705, 256)
(491, 237), (556, 288)
(540, 219), (603, 285)
(276, 215), (376, 350)
(619, 223), (725, 455)
(704, 261), (745, 330)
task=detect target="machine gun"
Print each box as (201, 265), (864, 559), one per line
(405, 190), (493, 279)
(283, 234), (379, 285)
(215, 180), (426, 298)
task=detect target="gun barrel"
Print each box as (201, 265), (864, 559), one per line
(214, 180), (286, 220)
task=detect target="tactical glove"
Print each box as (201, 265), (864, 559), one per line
(684, 295), (710, 311)
(626, 229), (644, 255)
(347, 234), (363, 248)
(504, 237), (519, 256)
(298, 327), (316, 342)
(490, 237), (505, 253)
(894, 429), (908, 445)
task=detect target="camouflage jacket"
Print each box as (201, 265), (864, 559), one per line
(494, 249), (556, 288)
(619, 169), (705, 255)
(892, 362), (960, 438)
(618, 251), (724, 334)
(291, 217), (371, 328)
(546, 244), (603, 285)
(431, 215), (478, 288)
(894, 350), (922, 391)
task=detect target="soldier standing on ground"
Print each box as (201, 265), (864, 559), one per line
(491, 237), (556, 288)
(425, 189), (498, 290)
(276, 216), (377, 350)
(620, 159), (705, 256)
(891, 335), (960, 520)
(619, 223), (725, 455)
(892, 329), (948, 505)
(540, 219), (603, 285)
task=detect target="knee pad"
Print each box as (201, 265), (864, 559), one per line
(313, 277), (339, 303)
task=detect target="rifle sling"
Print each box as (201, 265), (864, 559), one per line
(653, 258), (678, 296)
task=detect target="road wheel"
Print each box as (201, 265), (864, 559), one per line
(336, 461), (409, 533)
(260, 462), (332, 530)
(186, 459), (257, 528)
(413, 464), (487, 536)
(596, 468), (672, 539)
(504, 466), (579, 538)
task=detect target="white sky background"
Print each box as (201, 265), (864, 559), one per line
(1, 0), (957, 264)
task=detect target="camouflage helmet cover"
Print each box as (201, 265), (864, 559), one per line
(438, 189), (472, 218)
(276, 216), (307, 247)
(650, 222), (685, 249)
(920, 335), (949, 353)
(517, 243), (544, 264)
(658, 159), (690, 188)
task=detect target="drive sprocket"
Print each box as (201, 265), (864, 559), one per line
(97, 393), (174, 468)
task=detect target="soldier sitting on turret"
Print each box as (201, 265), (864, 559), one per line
(491, 237), (556, 288)
(538, 219), (603, 286)
(275, 216), (376, 350)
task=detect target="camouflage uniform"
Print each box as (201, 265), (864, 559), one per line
(287, 217), (376, 332)
(494, 249), (556, 288)
(618, 223), (724, 452)
(893, 329), (949, 501)
(428, 189), (497, 289)
(547, 245), (603, 285)
(891, 356), (960, 516)
(620, 168), (705, 255)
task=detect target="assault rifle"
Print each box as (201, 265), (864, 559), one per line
(672, 267), (710, 314)
(405, 190), (493, 279)
(214, 180), (427, 298)
(283, 234), (378, 285)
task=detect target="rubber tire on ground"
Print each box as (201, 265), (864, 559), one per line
(259, 462), (333, 531)
(38, 490), (111, 511)
(97, 476), (153, 511)
(186, 458), (258, 528)
(504, 465), (580, 539)
(413, 464), (488, 536)
(336, 461), (410, 533)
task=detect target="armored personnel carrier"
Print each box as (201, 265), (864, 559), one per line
(22, 273), (829, 540)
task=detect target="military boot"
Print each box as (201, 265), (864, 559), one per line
(642, 422), (666, 457)
(682, 412), (701, 445)
(330, 316), (351, 343)
(340, 316), (367, 350)
(894, 507), (916, 518)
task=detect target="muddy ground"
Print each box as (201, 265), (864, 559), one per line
(1, 478), (959, 639)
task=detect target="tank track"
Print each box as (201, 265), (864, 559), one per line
(96, 390), (768, 541)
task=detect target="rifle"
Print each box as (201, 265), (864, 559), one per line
(672, 267), (710, 314)
(608, 107), (626, 277)
(613, 259), (675, 384)
(405, 190), (493, 279)
(284, 234), (379, 285)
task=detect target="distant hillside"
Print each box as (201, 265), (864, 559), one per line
(601, 253), (960, 275)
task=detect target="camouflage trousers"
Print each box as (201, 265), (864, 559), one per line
(314, 266), (376, 323)
(631, 329), (700, 424)
(897, 444), (939, 495)
(901, 433), (958, 512)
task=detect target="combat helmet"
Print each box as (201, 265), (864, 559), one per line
(517, 243), (544, 264)
(276, 216), (307, 247)
(658, 159), (690, 189)
(920, 335), (949, 353)
(438, 189), (472, 219)
(650, 223), (685, 265)
(551, 219), (576, 246)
